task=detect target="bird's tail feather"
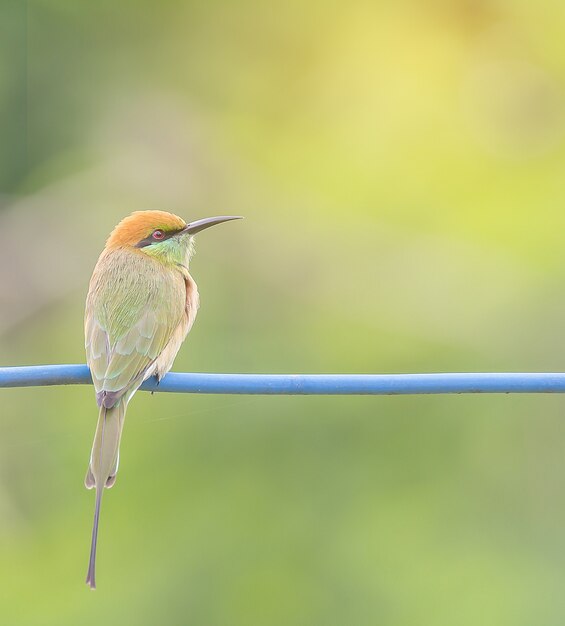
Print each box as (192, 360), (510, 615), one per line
(85, 400), (126, 490)
(86, 484), (103, 589)
(85, 400), (127, 589)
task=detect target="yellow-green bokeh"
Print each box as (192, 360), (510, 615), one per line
(2, 1), (565, 624)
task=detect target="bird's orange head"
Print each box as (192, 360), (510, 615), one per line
(104, 210), (243, 267)
(105, 210), (187, 250)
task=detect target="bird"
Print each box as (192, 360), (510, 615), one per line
(84, 210), (242, 589)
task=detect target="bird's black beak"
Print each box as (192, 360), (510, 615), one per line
(182, 216), (243, 235)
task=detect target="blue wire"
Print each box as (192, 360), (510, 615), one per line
(1, 364), (565, 394)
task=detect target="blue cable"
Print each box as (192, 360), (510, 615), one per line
(2, 364), (565, 395)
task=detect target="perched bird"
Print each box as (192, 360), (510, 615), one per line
(84, 210), (241, 589)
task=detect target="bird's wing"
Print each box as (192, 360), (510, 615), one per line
(85, 251), (186, 406)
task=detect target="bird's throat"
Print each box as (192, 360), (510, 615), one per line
(140, 234), (194, 268)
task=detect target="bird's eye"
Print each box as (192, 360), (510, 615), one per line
(152, 229), (165, 240)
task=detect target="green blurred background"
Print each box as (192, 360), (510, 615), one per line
(2, 0), (565, 623)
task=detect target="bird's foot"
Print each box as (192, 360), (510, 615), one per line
(151, 375), (161, 396)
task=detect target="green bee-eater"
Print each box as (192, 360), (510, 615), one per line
(84, 210), (241, 588)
